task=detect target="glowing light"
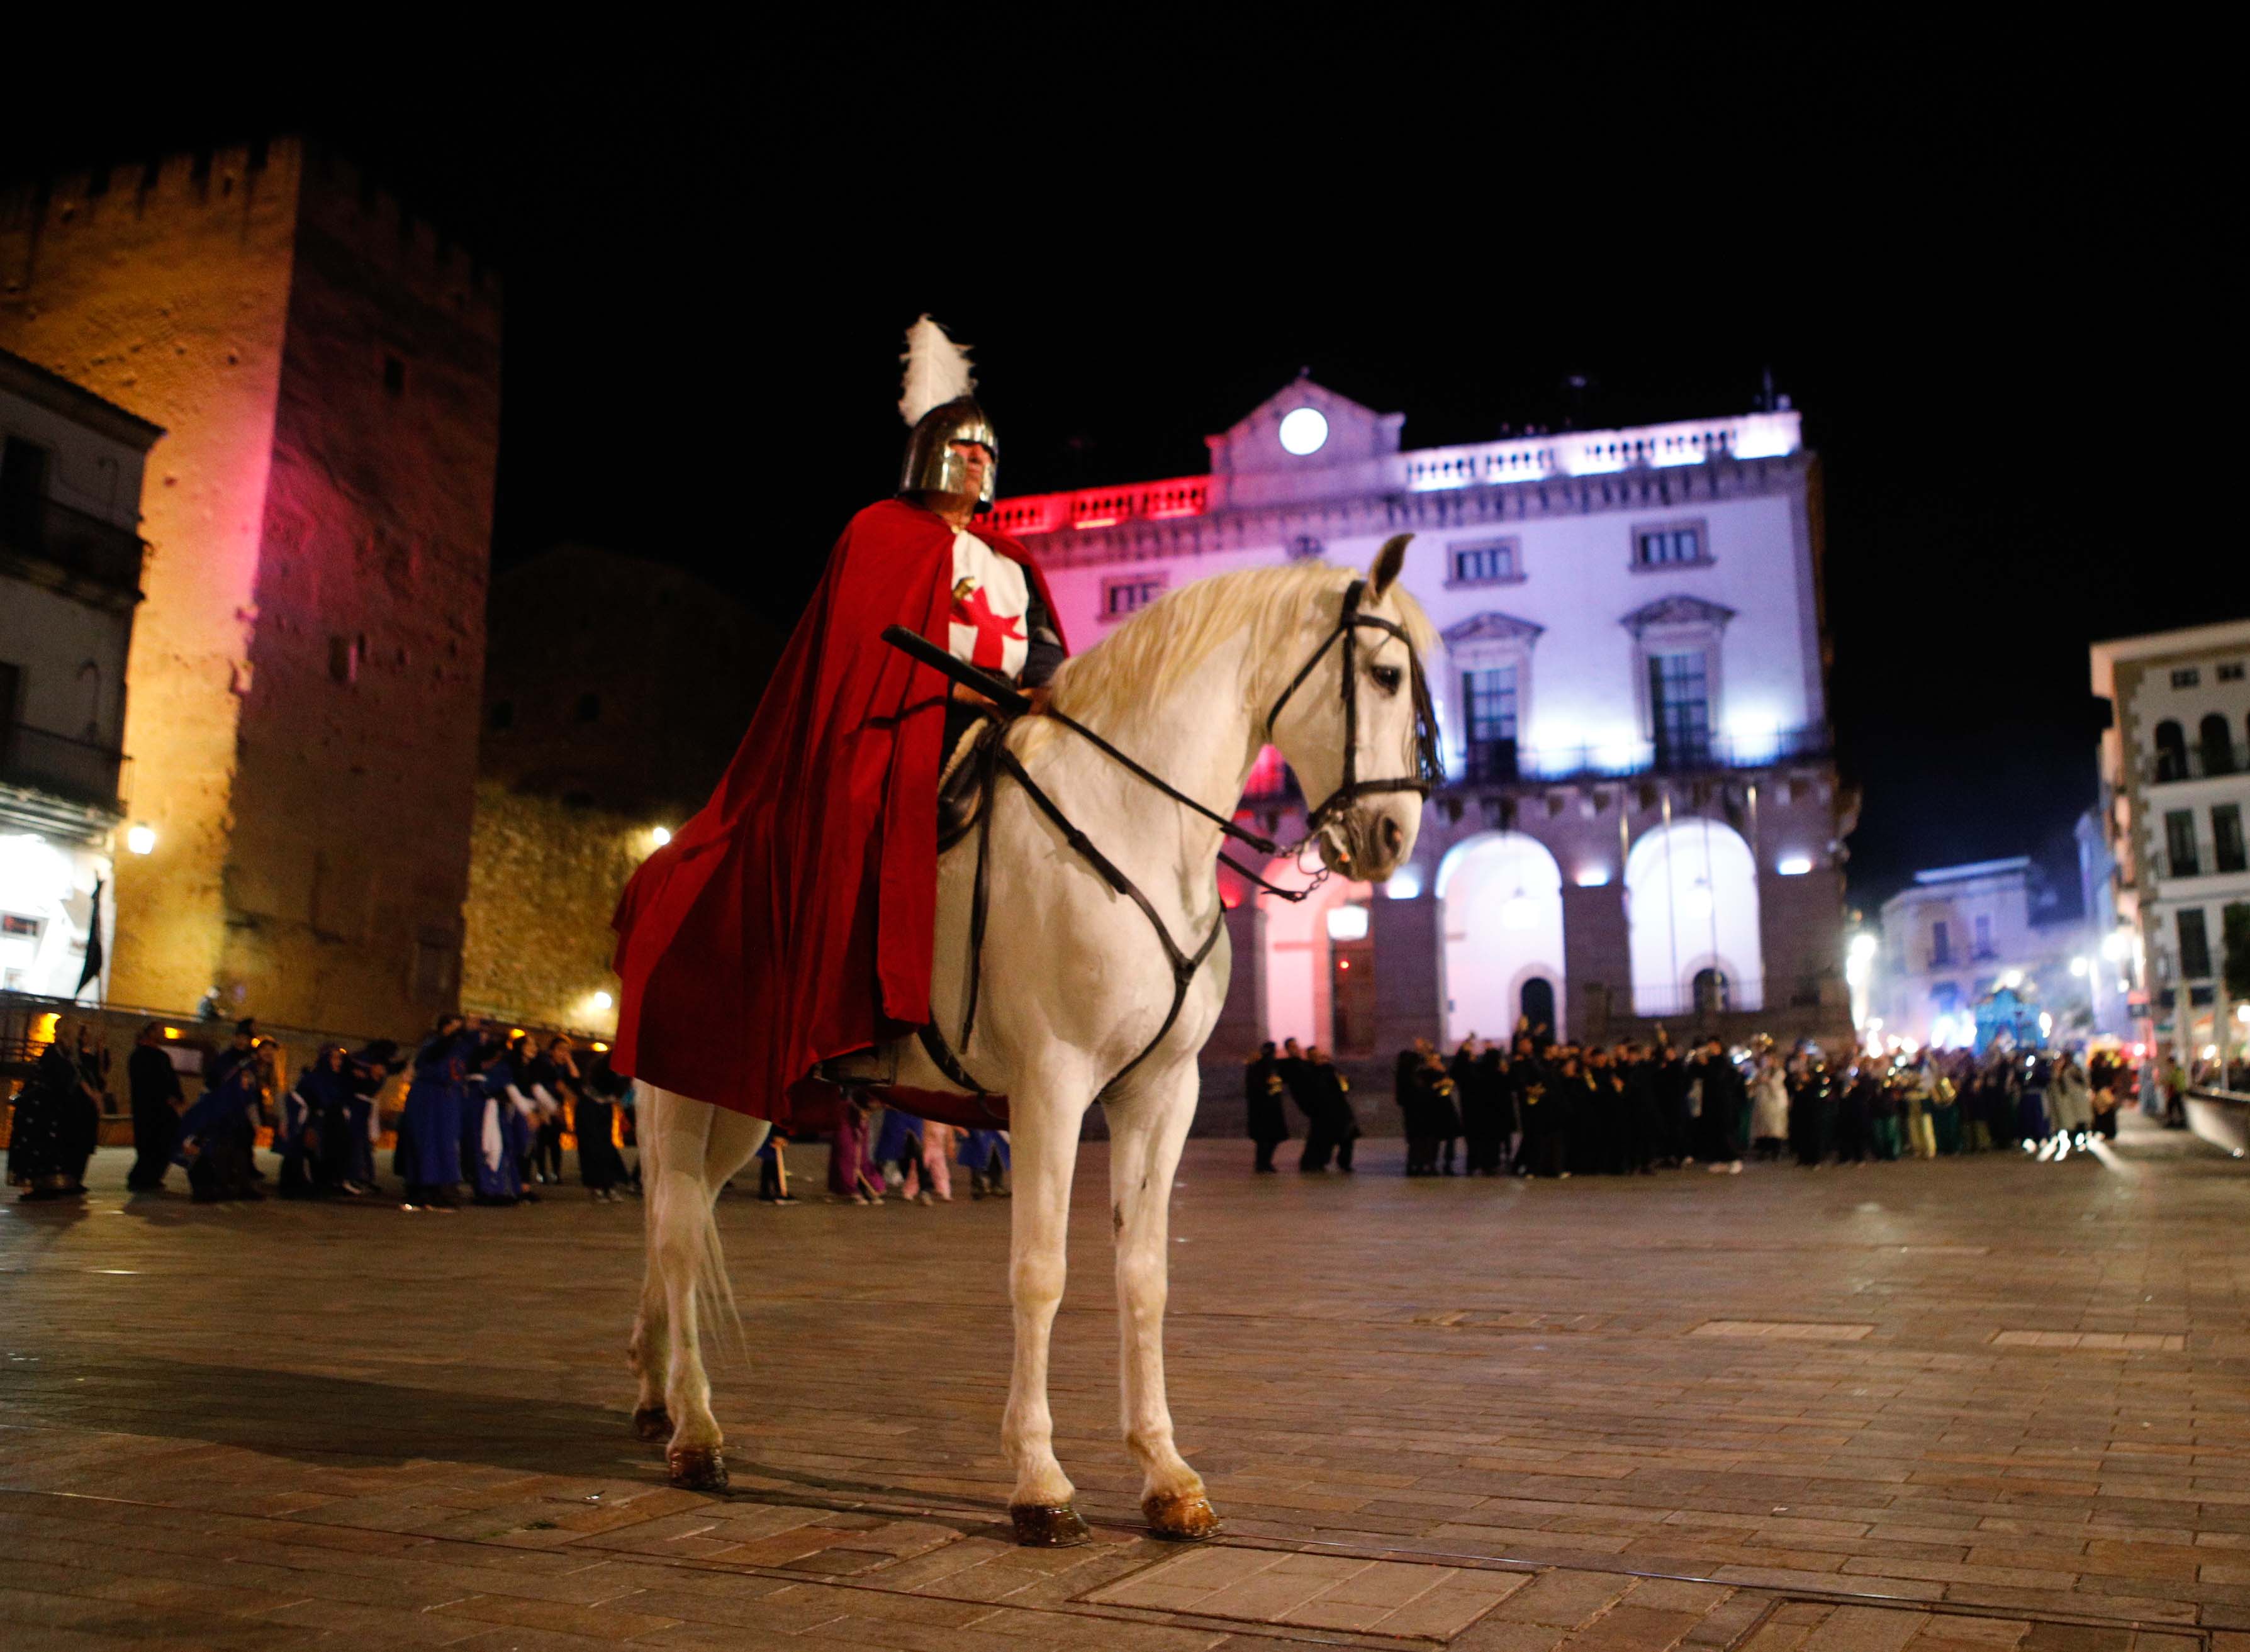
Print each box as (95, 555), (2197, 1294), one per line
(1728, 715), (1782, 765)
(33, 1011), (59, 1044)
(2000, 970), (2023, 990)
(126, 823), (157, 856)
(1074, 516), (1120, 529)
(2132, 1042), (2147, 1059)
(1385, 865), (1423, 900)
(1848, 934), (1879, 964)
(1326, 905), (1370, 943)
(591, 1042), (609, 1052)
(1337, 957), (1350, 970)
(161, 1027), (178, 1040)
(1278, 408), (1329, 456)
(649, 825), (672, 848)
(2102, 929), (2131, 961)
(1777, 855), (1814, 876)
(1575, 866), (1611, 888)
(2203, 1044), (2220, 1061)
(2039, 1012), (2054, 1037)
(2069, 956), (2089, 977)
(590, 990), (614, 1012)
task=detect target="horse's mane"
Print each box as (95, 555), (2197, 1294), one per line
(1046, 562), (1439, 729)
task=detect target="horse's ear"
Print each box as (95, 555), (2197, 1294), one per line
(1370, 533), (1413, 598)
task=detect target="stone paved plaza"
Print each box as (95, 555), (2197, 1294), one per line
(3, 1114), (2249, 1649)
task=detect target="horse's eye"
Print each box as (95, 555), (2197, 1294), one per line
(1371, 664), (1403, 693)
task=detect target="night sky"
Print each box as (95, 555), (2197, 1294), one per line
(8, 50), (2229, 915)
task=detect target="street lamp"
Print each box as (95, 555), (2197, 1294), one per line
(126, 823), (157, 856)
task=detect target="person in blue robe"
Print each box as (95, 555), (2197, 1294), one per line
(175, 1058), (262, 1203)
(281, 1046), (359, 1198)
(400, 1016), (473, 1210)
(961, 1128), (1010, 1198)
(464, 1042), (533, 1205)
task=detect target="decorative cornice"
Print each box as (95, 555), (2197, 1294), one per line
(1017, 454), (1806, 571)
(1621, 594), (1737, 635)
(1443, 611), (1545, 649)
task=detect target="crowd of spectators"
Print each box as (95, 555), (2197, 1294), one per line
(1246, 1025), (2146, 1178)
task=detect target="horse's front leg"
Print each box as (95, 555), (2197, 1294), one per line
(1004, 1071), (1095, 1545)
(1109, 1060), (1221, 1541)
(627, 1250), (671, 1442)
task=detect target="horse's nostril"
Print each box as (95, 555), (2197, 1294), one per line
(1379, 817), (1404, 857)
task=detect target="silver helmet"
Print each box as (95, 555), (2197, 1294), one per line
(899, 396), (999, 509)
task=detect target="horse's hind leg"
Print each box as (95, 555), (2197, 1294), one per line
(1003, 1070), (1097, 1546)
(1108, 1061), (1221, 1541)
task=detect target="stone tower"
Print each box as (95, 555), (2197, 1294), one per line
(0, 138), (502, 1036)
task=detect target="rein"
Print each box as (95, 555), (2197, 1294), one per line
(880, 579), (1443, 1100)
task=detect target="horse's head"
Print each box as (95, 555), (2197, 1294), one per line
(1268, 536), (1440, 885)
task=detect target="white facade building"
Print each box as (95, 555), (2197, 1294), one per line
(2090, 620), (2250, 1068)
(0, 347), (160, 1000)
(994, 378), (1855, 1073)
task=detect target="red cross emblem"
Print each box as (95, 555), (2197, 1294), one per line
(951, 580), (1025, 671)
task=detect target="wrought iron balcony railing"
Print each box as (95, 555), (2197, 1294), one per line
(0, 723), (128, 811)
(0, 494), (146, 593)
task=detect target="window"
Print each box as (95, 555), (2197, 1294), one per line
(2178, 907), (2213, 979)
(2154, 718), (2188, 781)
(489, 700), (515, 732)
(1930, 981), (1961, 1013)
(328, 635), (361, 684)
(2166, 808), (2200, 876)
(2, 913), (42, 937)
(0, 435), (51, 550)
(2215, 804), (2247, 875)
(1448, 539), (1520, 585)
(2171, 667), (2201, 689)
(1973, 913), (1994, 959)
(1633, 522), (1708, 567)
(1648, 650), (1711, 767)
(2200, 713), (2237, 776)
(1692, 967), (1731, 1013)
(1462, 665), (1518, 781)
(2221, 662), (2246, 683)
(383, 354), (406, 398)
(1930, 920), (1953, 966)
(1100, 573), (1165, 621)
(574, 691), (601, 723)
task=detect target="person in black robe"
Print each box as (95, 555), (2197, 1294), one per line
(1307, 1048), (1359, 1172)
(126, 1022), (185, 1192)
(1833, 1065), (1875, 1164)
(1244, 1043), (1289, 1173)
(1615, 1042), (1661, 1174)
(531, 1037), (577, 1185)
(1394, 1045), (1430, 1174)
(1457, 1038), (1505, 1176)
(1648, 1040), (1690, 1166)
(9, 1032), (101, 1200)
(1695, 1039), (1745, 1173)
(344, 1041), (396, 1193)
(575, 1055), (630, 1198)
(1472, 1043), (1516, 1174)
(1279, 1038), (1331, 1171)
(1420, 1046), (1461, 1175)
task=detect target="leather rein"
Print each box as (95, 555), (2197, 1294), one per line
(883, 579), (1443, 1102)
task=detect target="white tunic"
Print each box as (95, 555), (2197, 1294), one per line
(946, 530), (1031, 681)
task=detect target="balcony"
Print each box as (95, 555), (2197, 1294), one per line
(1458, 724), (1829, 786)
(0, 494), (146, 594)
(2149, 742), (2247, 784)
(1, 723), (128, 812)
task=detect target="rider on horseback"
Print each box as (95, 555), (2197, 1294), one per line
(610, 318), (1065, 1126)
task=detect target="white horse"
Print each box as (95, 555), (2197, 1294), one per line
(626, 540), (1435, 1546)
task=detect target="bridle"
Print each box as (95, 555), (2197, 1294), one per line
(891, 576), (1445, 1102)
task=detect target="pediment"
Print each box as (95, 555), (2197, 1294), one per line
(1620, 594), (1737, 634)
(1206, 374), (1404, 476)
(1443, 611), (1545, 649)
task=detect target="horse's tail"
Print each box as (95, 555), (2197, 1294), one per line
(641, 1085), (749, 1364)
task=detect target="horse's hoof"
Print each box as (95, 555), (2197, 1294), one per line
(1143, 1490), (1223, 1541)
(666, 1446), (729, 1493)
(631, 1406), (672, 1443)
(1009, 1503), (1092, 1547)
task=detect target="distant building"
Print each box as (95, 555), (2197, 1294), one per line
(2090, 620), (2250, 1066)
(0, 139), (502, 1036)
(994, 377), (1855, 1059)
(1874, 859), (2090, 1048)
(0, 347), (162, 998)
(461, 545), (779, 1034)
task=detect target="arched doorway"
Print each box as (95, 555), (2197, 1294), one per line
(1257, 855), (1371, 1051)
(1520, 977), (1557, 1041)
(1436, 831), (1566, 1045)
(1625, 818), (1763, 1016)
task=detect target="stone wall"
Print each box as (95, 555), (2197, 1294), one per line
(459, 780), (644, 1036)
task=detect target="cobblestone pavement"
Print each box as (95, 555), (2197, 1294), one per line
(2, 1113), (2246, 1649)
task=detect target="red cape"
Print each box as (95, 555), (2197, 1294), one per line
(610, 499), (1064, 1127)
